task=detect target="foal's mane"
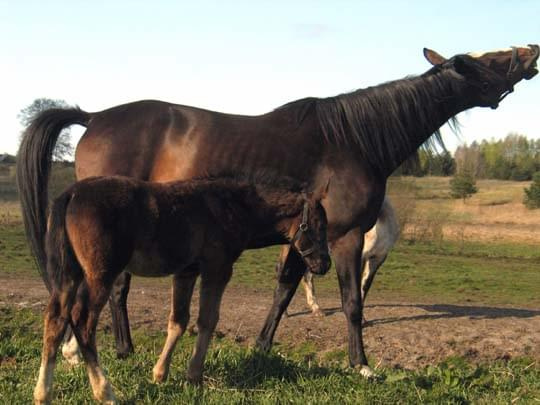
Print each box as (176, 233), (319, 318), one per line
(277, 69), (462, 172)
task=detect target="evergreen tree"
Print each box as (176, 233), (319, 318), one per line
(523, 172), (540, 209)
(450, 170), (478, 202)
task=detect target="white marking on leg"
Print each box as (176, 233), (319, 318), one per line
(87, 363), (116, 404)
(34, 359), (55, 404)
(153, 322), (183, 383)
(303, 273), (324, 316)
(62, 334), (82, 366)
(359, 365), (376, 379)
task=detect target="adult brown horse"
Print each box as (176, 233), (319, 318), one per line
(18, 45), (539, 377)
(33, 175), (330, 404)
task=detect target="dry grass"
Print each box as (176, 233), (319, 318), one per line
(0, 201), (21, 226)
(389, 176), (540, 244)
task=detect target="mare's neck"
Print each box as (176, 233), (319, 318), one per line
(317, 68), (474, 176)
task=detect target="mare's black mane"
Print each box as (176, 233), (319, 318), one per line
(277, 69), (462, 172)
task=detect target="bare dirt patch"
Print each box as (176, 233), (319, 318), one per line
(2, 276), (539, 370)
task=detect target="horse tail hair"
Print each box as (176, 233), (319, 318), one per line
(45, 191), (82, 292)
(16, 107), (90, 292)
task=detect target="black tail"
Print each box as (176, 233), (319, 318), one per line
(16, 107), (90, 291)
(45, 191), (83, 292)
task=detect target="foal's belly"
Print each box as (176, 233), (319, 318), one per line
(125, 249), (186, 277)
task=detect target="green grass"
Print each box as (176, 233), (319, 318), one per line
(1, 306), (539, 404)
(231, 240), (540, 308)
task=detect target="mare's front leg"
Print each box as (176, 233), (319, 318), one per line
(255, 245), (305, 352)
(153, 273), (197, 383)
(333, 227), (374, 378)
(186, 264), (233, 384)
(108, 271), (134, 358)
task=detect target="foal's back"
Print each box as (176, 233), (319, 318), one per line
(61, 176), (251, 278)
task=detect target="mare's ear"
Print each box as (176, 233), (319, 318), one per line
(424, 48), (447, 65)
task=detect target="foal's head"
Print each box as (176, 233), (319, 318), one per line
(286, 196), (331, 275)
(424, 44), (539, 109)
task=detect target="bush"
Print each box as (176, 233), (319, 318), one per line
(450, 171), (477, 201)
(523, 172), (540, 209)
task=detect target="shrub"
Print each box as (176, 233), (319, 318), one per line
(523, 172), (540, 209)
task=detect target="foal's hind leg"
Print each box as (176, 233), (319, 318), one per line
(70, 280), (117, 404)
(187, 264), (232, 384)
(34, 281), (79, 404)
(153, 273), (197, 383)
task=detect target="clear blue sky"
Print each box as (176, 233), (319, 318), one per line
(2, 0), (539, 155)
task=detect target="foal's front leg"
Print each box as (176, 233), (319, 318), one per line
(256, 245), (305, 352)
(153, 273), (197, 383)
(186, 265), (232, 384)
(301, 272), (325, 317)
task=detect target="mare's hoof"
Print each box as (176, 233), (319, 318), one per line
(255, 338), (272, 353)
(355, 365), (380, 380)
(116, 345), (134, 359)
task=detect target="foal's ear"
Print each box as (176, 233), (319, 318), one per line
(424, 48), (447, 66)
(319, 176), (332, 200)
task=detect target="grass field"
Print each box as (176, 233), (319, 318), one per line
(1, 175), (540, 403)
(1, 306), (539, 404)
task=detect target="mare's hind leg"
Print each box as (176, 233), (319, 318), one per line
(108, 271), (134, 358)
(186, 264), (232, 384)
(153, 273), (197, 383)
(62, 272), (134, 364)
(302, 272), (325, 317)
(70, 279), (117, 404)
(256, 245), (305, 352)
(34, 279), (80, 404)
(360, 255), (387, 324)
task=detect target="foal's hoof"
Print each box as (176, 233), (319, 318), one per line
(186, 372), (203, 385)
(152, 367), (169, 384)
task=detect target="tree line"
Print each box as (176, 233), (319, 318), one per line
(396, 133), (540, 181)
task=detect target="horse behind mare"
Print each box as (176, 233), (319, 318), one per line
(34, 175), (330, 405)
(297, 197), (399, 319)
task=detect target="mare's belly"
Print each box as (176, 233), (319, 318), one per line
(125, 249), (180, 277)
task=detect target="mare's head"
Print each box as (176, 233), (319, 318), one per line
(287, 195), (331, 275)
(424, 44), (539, 109)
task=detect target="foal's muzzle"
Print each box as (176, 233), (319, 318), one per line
(308, 254), (332, 275)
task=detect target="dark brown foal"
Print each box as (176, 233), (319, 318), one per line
(34, 176), (330, 404)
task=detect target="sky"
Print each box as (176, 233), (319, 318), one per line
(1, 0), (539, 156)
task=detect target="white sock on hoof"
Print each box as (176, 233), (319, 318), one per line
(62, 337), (82, 366)
(359, 365), (376, 379)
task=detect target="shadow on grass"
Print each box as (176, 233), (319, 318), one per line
(288, 303), (540, 325)
(210, 349), (339, 388)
